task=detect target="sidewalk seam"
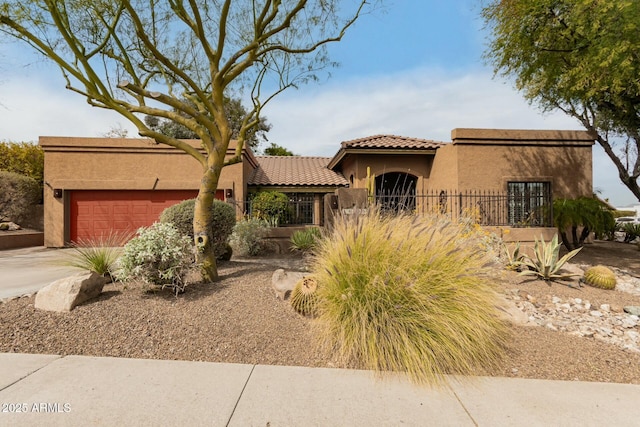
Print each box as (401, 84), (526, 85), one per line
(451, 389), (478, 427)
(0, 355), (64, 392)
(225, 363), (256, 427)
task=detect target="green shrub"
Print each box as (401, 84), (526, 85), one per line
(621, 223), (640, 243)
(290, 227), (322, 252)
(62, 231), (130, 282)
(519, 235), (582, 281)
(0, 170), (41, 224)
(229, 218), (270, 256)
(116, 223), (193, 294)
(311, 209), (507, 384)
(612, 210), (636, 218)
(159, 198), (236, 258)
(251, 191), (290, 226)
(160, 199), (195, 237)
(553, 197), (615, 249)
(0, 141), (44, 185)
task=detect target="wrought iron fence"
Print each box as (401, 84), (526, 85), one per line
(375, 189), (553, 227)
(238, 194), (315, 225)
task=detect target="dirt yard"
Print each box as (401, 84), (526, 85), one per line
(1, 240), (640, 384)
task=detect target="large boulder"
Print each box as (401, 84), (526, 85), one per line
(34, 272), (109, 312)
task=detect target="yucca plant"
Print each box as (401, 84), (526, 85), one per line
(312, 208), (508, 385)
(622, 223), (640, 243)
(290, 227), (322, 252)
(519, 235), (582, 281)
(61, 231), (131, 282)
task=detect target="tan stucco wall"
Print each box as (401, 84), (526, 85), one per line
(40, 137), (255, 246)
(429, 129), (594, 197)
(426, 144), (459, 190)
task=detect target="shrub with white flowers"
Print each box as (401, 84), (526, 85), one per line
(116, 222), (193, 293)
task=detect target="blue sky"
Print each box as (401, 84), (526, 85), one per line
(0, 1), (636, 207)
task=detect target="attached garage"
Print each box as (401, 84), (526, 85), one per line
(69, 190), (202, 242)
(41, 137), (255, 247)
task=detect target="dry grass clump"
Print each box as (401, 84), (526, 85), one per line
(311, 209), (508, 384)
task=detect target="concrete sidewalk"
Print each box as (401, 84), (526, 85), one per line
(1, 353), (639, 426)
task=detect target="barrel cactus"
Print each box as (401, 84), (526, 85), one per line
(290, 276), (319, 317)
(583, 265), (616, 290)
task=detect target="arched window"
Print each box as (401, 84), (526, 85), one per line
(375, 172), (417, 213)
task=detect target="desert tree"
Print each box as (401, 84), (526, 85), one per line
(482, 0), (640, 200)
(263, 142), (294, 155)
(144, 95), (271, 149)
(0, 0), (373, 281)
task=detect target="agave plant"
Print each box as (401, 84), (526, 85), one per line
(519, 235), (582, 281)
(502, 242), (524, 271)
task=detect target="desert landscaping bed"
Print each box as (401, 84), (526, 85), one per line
(1, 241), (640, 384)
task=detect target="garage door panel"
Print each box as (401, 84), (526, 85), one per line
(70, 190), (199, 242)
(113, 205), (130, 215)
(92, 205), (112, 215)
(132, 205), (150, 215)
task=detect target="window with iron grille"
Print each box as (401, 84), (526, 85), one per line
(286, 193), (315, 224)
(507, 182), (551, 227)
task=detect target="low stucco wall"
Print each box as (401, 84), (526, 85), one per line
(264, 226), (318, 254)
(487, 226), (558, 258)
(0, 231), (44, 250)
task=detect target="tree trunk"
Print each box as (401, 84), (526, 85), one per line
(592, 131), (640, 202)
(559, 230), (574, 250)
(193, 165), (222, 282)
(571, 226), (579, 250)
(578, 226), (591, 247)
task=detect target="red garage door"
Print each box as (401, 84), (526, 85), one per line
(70, 190), (205, 242)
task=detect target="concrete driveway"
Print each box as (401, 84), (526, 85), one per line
(0, 247), (78, 299)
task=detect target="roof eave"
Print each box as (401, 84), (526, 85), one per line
(328, 147), (439, 170)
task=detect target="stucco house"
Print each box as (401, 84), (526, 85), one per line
(40, 128), (594, 247)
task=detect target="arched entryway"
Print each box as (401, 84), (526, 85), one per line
(375, 172), (417, 213)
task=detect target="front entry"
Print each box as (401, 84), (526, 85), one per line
(375, 172), (417, 213)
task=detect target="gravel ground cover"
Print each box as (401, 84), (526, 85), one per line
(1, 241), (640, 384)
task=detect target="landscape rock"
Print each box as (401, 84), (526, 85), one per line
(271, 269), (307, 299)
(624, 306), (640, 316)
(0, 221), (21, 231)
(503, 288), (640, 353)
(34, 272), (109, 312)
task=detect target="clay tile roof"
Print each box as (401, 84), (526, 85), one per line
(340, 134), (444, 150)
(250, 156), (348, 186)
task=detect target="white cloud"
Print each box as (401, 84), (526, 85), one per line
(265, 68), (581, 156)
(0, 76), (137, 142)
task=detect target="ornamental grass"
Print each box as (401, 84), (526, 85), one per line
(311, 208), (508, 385)
(62, 231), (131, 281)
